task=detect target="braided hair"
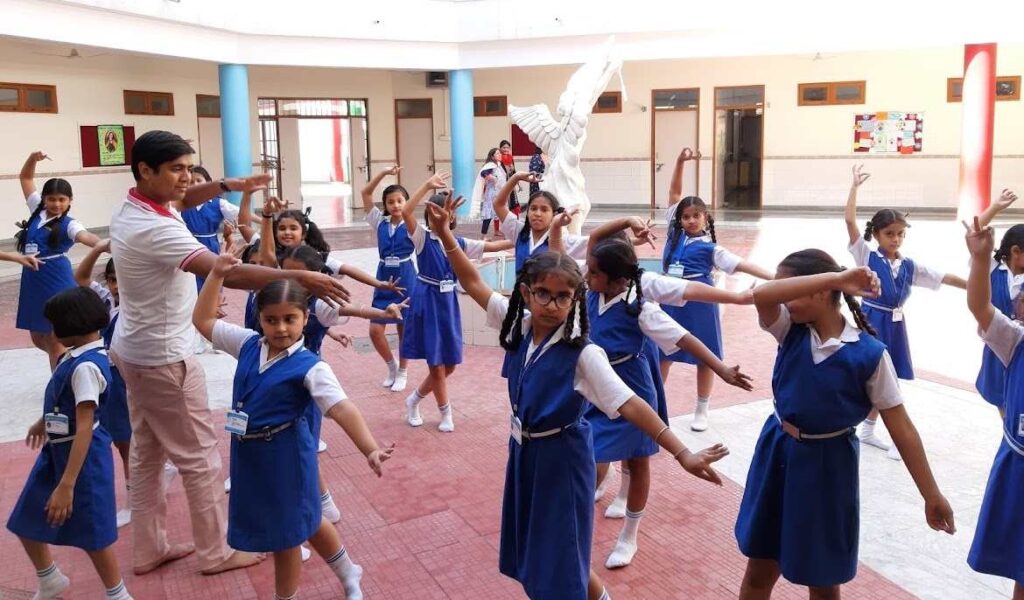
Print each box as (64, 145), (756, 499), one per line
(275, 208), (330, 254)
(16, 178), (73, 254)
(498, 251), (589, 351)
(663, 196), (715, 271)
(591, 235), (645, 317)
(777, 248), (877, 337)
(863, 209), (909, 242)
(994, 224), (1024, 266)
(518, 191), (561, 244)
(282, 244), (329, 274)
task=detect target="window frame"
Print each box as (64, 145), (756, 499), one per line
(195, 94), (221, 118)
(947, 75), (1021, 102)
(593, 91), (623, 114)
(0, 82), (58, 113)
(123, 90), (175, 116)
(474, 95), (508, 117)
(797, 81), (866, 106)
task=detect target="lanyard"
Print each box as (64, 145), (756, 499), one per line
(512, 327), (560, 414)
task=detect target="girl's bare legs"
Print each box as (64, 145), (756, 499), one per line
(605, 457), (650, 568)
(308, 518), (363, 597)
(273, 547), (302, 599)
(19, 538), (69, 597)
(391, 323), (409, 391)
(587, 570), (608, 600)
(739, 558), (781, 600)
(406, 365), (456, 431)
(86, 546), (128, 589)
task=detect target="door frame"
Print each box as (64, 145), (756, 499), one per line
(649, 87), (701, 219)
(711, 85), (766, 210)
(394, 98), (436, 187)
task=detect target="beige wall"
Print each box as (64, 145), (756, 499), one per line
(2, 39), (1024, 238)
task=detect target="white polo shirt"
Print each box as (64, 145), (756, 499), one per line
(110, 189), (209, 366)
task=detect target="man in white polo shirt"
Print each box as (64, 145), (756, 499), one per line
(110, 130), (349, 576)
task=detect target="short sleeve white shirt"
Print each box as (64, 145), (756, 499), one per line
(365, 206), (399, 239)
(640, 271), (690, 306)
(981, 311), (1024, 367)
(26, 191), (86, 241)
(664, 203), (740, 274)
(500, 213), (588, 259)
(848, 237), (944, 290)
(62, 340), (108, 405)
(592, 289), (688, 355)
(410, 226), (485, 259)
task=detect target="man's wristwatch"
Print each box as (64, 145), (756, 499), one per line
(219, 179), (231, 193)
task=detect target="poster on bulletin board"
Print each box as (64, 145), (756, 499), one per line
(80, 125), (135, 168)
(853, 112), (923, 154)
(97, 125), (125, 166)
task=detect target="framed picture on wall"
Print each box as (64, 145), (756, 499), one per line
(80, 125), (135, 167)
(97, 125), (125, 166)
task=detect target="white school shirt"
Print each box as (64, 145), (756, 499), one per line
(410, 225), (487, 259)
(26, 191), (86, 240)
(639, 271), (691, 307)
(980, 310), (1024, 368)
(60, 339), (109, 406)
(664, 203), (742, 274)
(215, 198), (240, 225)
(485, 292), (636, 418)
(109, 190), (208, 366)
(593, 287), (690, 355)
(988, 259), (1024, 300)
(211, 320), (347, 415)
(848, 237), (944, 290)
(762, 305), (903, 410)
(499, 213), (589, 259)
(89, 281), (119, 319)
(312, 299), (350, 327)
(365, 206), (400, 238)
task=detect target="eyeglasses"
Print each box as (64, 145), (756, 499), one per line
(526, 287), (575, 309)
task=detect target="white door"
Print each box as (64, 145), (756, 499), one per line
(653, 110), (698, 207)
(197, 117), (224, 179)
(277, 117), (302, 205)
(350, 117), (369, 192)
(397, 117), (434, 186)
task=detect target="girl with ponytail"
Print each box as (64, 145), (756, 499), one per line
(972, 188), (1021, 412)
(661, 148), (773, 433)
(561, 215), (752, 571)
(844, 164), (967, 453)
(16, 151), (101, 369)
(738, 248), (954, 598)
(426, 194), (730, 600)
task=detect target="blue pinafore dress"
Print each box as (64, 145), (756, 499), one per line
(181, 199), (224, 290)
(226, 336), (321, 552)
(661, 234), (723, 363)
(16, 213), (76, 333)
(401, 232), (465, 366)
(371, 215), (416, 324)
(244, 291), (258, 331)
(514, 229), (548, 274)
(584, 291), (662, 462)
(7, 348), (117, 551)
(500, 329), (595, 599)
(735, 325), (884, 587)
(100, 312), (131, 443)
(968, 329), (1024, 583)
(861, 252), (915, 379)
(976, 267), (1014, 408)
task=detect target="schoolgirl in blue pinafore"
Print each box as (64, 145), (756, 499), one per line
(16, 210), (77, 333)
(181, 199), (225, 290)
(7, 344), (117, 551)
(661, 236), (723, 363)
(976, 265), (1015, 408)
(501, 327), (596, 599)
(99, 310), (131, 443)
(736, 315), (887, 586)
(584, 292), (662, 462)
(969, 311), (1024, 583)
(226, 334), (322, 551)
(369, 208), (416, 324)
(401, 231), (467, 366)
(859, 250), (916, 379)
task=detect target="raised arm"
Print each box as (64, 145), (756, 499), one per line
(977, 188), (1018, 228)
(680, 279), (753, 305)
(426, 198), (494, 309)
(402, 171), (449, 235)
(752, 267), (880, 328)
(185, 251), (350, 307)
(338, 298), (408, 322)
(734, 260), (776, 281)
(585, 216), (652, 257)
(193, 253), (239, 341)
(258, 197), (281, 268)
(237, 190), (256, 243)
(548, 209), (575, 254)
(336, 263), (404, 295)
(178, 173), (271, 211)
(74, 239), (110, 287)
(493, 172), (535, 223)
(845, 165), (870, 245)
(668, 148), (699, 207)
(20, 151), (48, 199)
(965, 217), (997, 331)
(361, 165), (400, 212)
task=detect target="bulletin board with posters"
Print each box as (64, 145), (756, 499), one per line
(853, 112), (923, 154)
(79, 125), (136, 167)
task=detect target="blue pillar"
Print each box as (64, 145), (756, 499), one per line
(449, 69), (474, 219)
(218, 64), (252, 205)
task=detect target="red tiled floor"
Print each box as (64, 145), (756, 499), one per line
(0, 224), (916, 598)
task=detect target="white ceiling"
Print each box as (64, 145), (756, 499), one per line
(2, 0), (1023, 70)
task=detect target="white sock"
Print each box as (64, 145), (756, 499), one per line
(860, 418), (877, 437)
(106, 579), (132, 600)
(382, 359), (399, 387)
(32, 563), (69, 600)
(275, 593), (297, 600)
(390, 368), (408, 392)
(859, 419), (890, 450)
(326, 547), (363, 600)
(438, 403), (455, 433)
(887, 444), (903, 461)
(606, 509), (643, 568)
(405, 390), (424, 427)
(301, 544), (312, 562)
(605, 467), (630, 519)
(691, 397), (710, 432)
(321, 490), (341, 523)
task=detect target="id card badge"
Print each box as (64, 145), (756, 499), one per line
(24, 243), (38, 256)
(1018, 414), (1024, 437)
(510, 415), (523, 445)
(384, 256), (400, 268)
(439, 279), (455, 294)
(892, 307), (904, 322)
(44, 413), (69, 435)
(225, 410), (249, 436)
(667, 263), (684, 278)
